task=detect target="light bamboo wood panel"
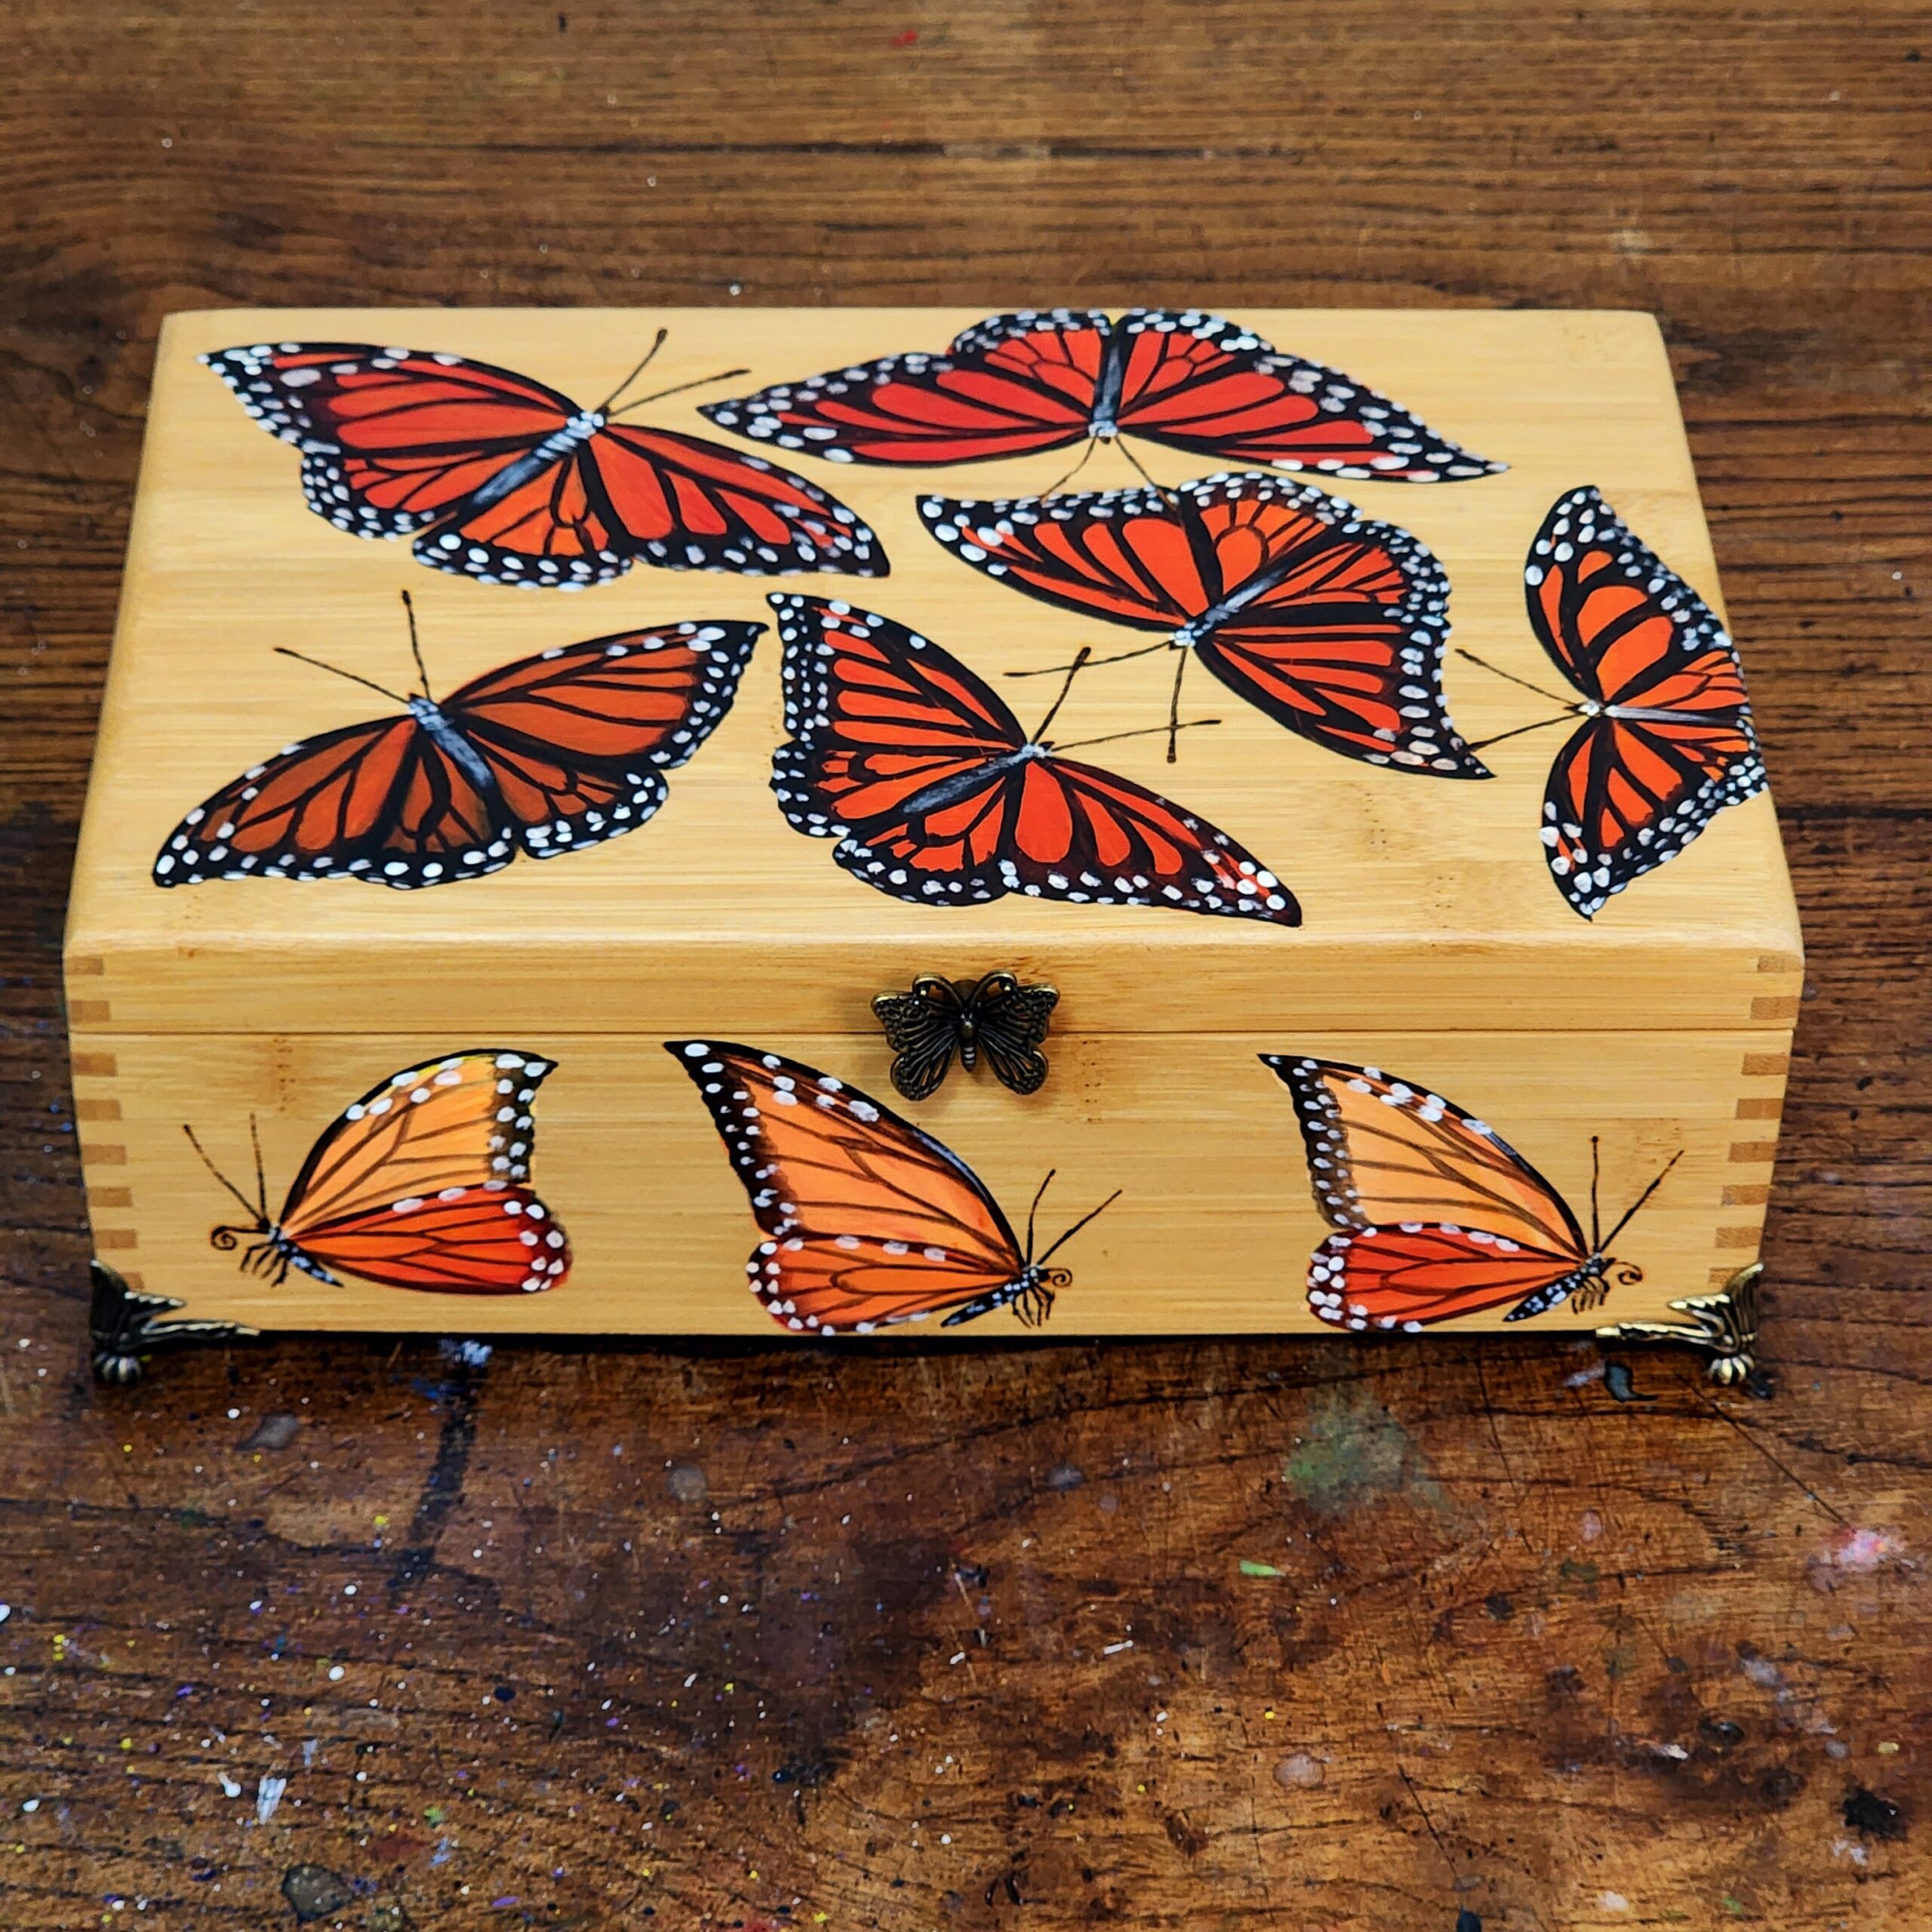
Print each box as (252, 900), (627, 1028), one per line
(66, 306), (1801, 1036)
(72, 1028), (1787, 1337)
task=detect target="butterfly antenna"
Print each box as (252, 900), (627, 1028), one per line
(1024, 1169), (1057, 1263)
(1164, 647), (1188, 762)
(1008, 640), (1171, 678)
(1118, 438), (1177, 503)
(1590, 1134), (1602, 1253)
(1457, 648), (1572, 711)
(1029, 648), (1092, 744)
(274, 648), (410, 707)
(1039, 438), (1098, 500)
(1047, 718), (1222, 755)
(1466, 715), (1571, 755)
(610, 367), (754, 417)
(594, 331), (668, 414)
(1601, 1149), (1684, 1251)
(400, 589), (432, 700)
(1035, 1187), (1124, 1267)
(182, 1123), (267, 1225)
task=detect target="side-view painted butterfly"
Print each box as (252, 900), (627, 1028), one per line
(204, 334), (884, 586)
(154, 595), (761, 890)
(872, 970), (1060, 1100)
(667, 1040), (1117, 1334)
(184, 1051), (571, 1294)
(1461, 486), (1767, 918)
(1264, 1056), (1679, 1331)
(768, 593), (1303, 926)
(700, 308), (1501, 484)
(921, 474), (1488, 772)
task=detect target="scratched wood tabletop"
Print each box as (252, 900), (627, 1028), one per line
(2, 4), (1929, 1928)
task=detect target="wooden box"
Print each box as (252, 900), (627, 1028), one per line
(67, 306), (1798, 1381)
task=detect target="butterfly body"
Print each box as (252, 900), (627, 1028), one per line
(204, 342), (884, 585)
(667, 1041), (1113, 1334)
(703, 308), (1502, 481)
(921, 475), (1487, 777)
(1266, 1056), (1676, 1331)
(404, 694), (501, 795)
(769, 594), (1302, 925)
(1518, 487), (1766, 918)
(1084, 334), (1129, 440)
(872, 971), (1060, 1100)
(191, 1051), (571, 1297)
(941, 1263), (1058, 1330)
(1169, 567), (1284, 651)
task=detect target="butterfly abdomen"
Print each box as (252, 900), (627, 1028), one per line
(1174, 561), (1290, 646)
(463, 411), (605, 513)
(896, 745), (1037, 818)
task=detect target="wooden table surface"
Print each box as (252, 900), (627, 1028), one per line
(3, 5), (1927, 1927)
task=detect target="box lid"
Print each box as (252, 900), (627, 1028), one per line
(67, 306), (1801, 1037)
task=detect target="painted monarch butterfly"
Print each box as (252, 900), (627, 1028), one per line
(667, 1040), (1118, 1334)
(153, 595), (761, 890)
(919, 473), (1487, 772)
(1264, 1056), (1678, 1330)
(700, 307), (1501, 485)
(1460, 486), (1767, 918)
(768, 593), (1303, 926)
(203, 334), (884, 585)
(184, 1051), (571, 1294)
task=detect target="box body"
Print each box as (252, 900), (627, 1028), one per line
(67, 307), (1801, 1344)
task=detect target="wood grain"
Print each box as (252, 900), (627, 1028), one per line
(2, 2), (1927, 1927)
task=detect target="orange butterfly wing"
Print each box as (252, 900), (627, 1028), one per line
(1305, 1223), (1599, 1332)
(667, 1041), (1035, 1334)
(276, 1051), (569, 1294)
(1264, 1056), (1593, 1328)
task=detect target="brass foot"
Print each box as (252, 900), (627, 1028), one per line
(90, 1260), (258, 1384)
(1595, 1262), (1763, 1387)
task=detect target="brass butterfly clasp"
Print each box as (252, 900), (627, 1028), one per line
(872, 970), (1060, 1100)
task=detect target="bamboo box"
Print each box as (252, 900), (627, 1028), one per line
(66, 306), (1799, 1380)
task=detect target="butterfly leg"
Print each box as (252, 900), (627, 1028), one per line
(1567, 1276), (1610, 1315)
(1013, 1278), (1058, 1327)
